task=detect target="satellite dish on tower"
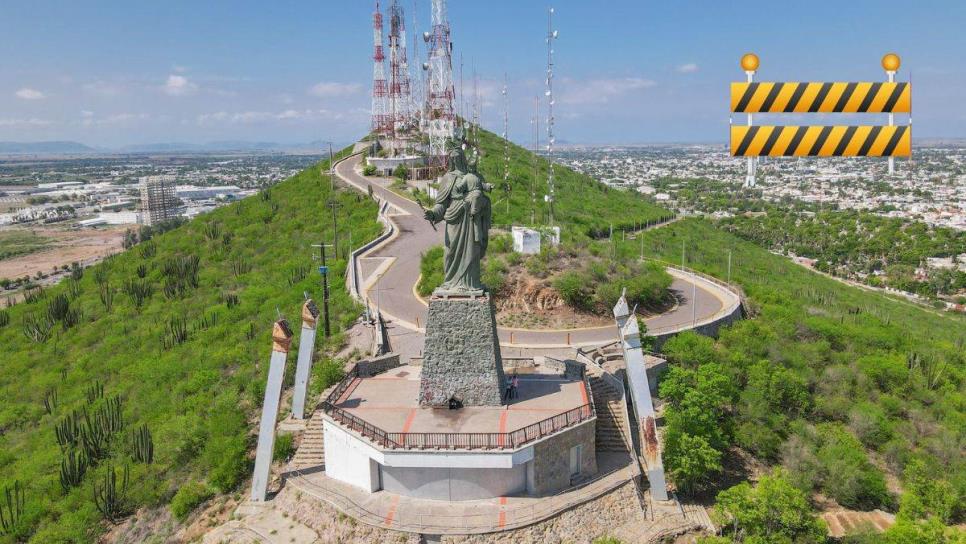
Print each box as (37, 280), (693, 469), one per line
(423, 31), (430, 42)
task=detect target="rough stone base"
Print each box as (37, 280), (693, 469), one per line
(420, 294), (506, 407)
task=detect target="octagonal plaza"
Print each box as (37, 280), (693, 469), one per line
(321, 362), (600, 501)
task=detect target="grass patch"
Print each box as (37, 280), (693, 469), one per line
(0, 230), (51, 261)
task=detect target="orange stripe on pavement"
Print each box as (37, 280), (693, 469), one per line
(579, 382), (589, 405)
(401, 409), (417, 433)
(497, 411), (509, 447)
(499, 496), (508, 505)
(383, 495), (400, 527)
(498, 496), (508, 528)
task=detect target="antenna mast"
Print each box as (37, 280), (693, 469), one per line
(371, 1), (390, 139)
(502, 75), (510, 214)
(545, 7), (558, 226)
(423, 0), (456, 168)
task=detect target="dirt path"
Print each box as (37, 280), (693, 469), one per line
(0, 226), (126, 281)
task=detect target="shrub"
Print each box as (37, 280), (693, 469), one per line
(170, 481), (213, 521)
(273, 433), (295, 462)
(813, 424), (893, 510)
(713, 468), (827, 543)
(417, 246), (444, 297)
(362, 164), (377, 176)
(316, 359), (346, 390)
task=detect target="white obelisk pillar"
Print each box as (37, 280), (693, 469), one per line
(250, 319), (293, 502)
(291, 299), (320, 420)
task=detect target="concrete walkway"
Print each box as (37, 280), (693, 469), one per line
(335, 153), (741, 349)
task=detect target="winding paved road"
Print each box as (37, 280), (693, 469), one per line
(336, 153), (739, 348)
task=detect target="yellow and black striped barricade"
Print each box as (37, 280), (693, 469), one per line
(731, 125), (911, 157)
(730, 82), (911, 114)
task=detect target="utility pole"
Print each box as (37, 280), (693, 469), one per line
(328, 142), (335, 193)
(312, 243), (334, 338)
(728, 250), (733, 284)
(326, 200), (341, 258)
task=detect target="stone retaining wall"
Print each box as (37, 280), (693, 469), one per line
(650, 300), (744, 352)
(353, 353), (402, 377)
(444, 480), (641, 544)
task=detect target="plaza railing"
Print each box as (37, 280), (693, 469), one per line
(321, 369), (596, 451)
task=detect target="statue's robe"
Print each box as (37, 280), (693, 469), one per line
(429, 170), (489, 294)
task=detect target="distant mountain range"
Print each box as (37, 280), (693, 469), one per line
(0, 141), (98, 154)
(0, 140), (346, 155)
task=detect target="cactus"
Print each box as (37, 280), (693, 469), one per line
(61, 308), (82, 330)
(230, 258), (252, 278)
(46, 293), (70, 322)
(98, 282), (114, 312)
(194, 312), (218, 332)
(22, 285), (45, 304)
(122, 279), (153, 310)
(55, 409), (82, 449)
(161, 318), (189, 350)
(59, 449), (88, 492)
(203, 221), (221, 241)
(43, 388), (57, 416)
(138, 241), (156, 259)
(0, 310), (9, 329)
(221, 232), (233, 248)
(0, 481), (25, 535)
(22, 312), (54, 344)
(132, 425), (154, 464)
(136, 264), (147, 279)
(286, 263), (311, 286)
(69, 262), (83, 281)
(245, 321), (256, 341)
(93, 464), (129, 523)
(86, 381), (104, 404)
(93, 266), (110, 286)
(66, 278), (82, 300)
(224, 293), (239, 309)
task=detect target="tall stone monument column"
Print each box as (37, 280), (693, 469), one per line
(291, 299), (320, 420)
(613, 291), (669, 502)
(419, 293), (505, 406)
(250, 319), (293, 502)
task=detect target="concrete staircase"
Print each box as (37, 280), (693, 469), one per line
(588, 373), (630, 452)
(290, 409), (326, 469)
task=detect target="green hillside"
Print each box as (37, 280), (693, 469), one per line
(0, 149), (381, 542)
(633, 219), (965, 537)
(471, 128), (673, 238)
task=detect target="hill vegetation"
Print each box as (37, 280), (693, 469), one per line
(631, 219), (965, 537)
(0, 148), (380, 542)
(471, 128), (674, 239)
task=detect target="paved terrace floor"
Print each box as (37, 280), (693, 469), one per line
(333, 365), (589, 436)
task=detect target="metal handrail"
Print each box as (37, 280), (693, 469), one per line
(320, 372), (596, 451)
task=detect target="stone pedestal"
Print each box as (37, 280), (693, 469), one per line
(419, 293), (505, 407)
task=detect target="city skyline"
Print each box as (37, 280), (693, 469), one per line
(0, 0), (963, 146)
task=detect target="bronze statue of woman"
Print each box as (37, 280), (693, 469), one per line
(423, 141), (493, 295)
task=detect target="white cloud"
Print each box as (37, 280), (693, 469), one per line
(677, 63), (699, 74)
(197, 109), (336, 125)
(80, 111), (150, 127)
(163, 74), (197, 96)
(15, 88), (45, 100)
(82, 81), (124, 97)
(308, 82), (362, 98)
(0, 118), (52, 127)
(559, 77), (656, 105)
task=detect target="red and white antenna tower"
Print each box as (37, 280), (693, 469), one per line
(422, 0), (456, 167)
(371, 1), (390, 138)
(388, 0), (412, 144)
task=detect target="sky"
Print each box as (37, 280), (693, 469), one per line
(0, 0), (964, 147)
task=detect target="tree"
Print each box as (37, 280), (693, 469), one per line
(897, 458), (959, 524)
(663, 431), (721, 495)
(712, 468), (827, 544)
(393, 164), (410, 181)
(662, 331), (717, 367)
